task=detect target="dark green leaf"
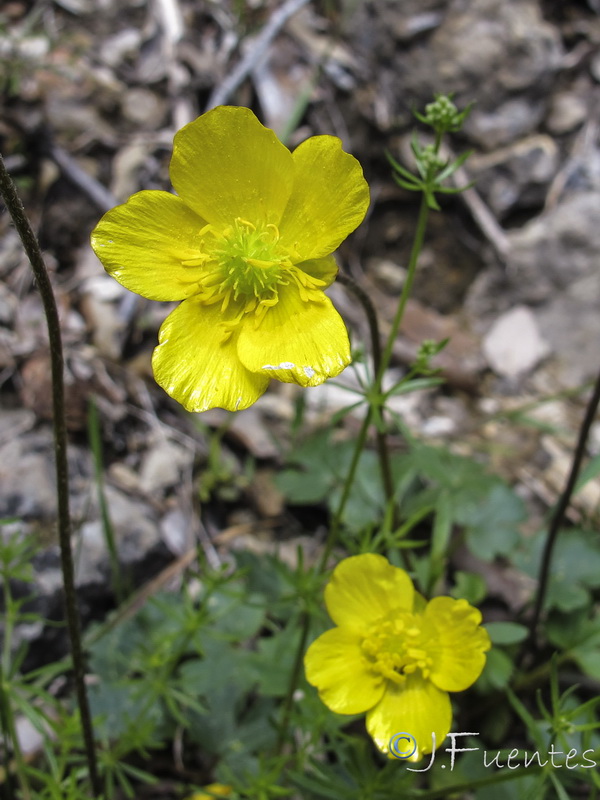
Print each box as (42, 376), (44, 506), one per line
(485, 622), (529, 645)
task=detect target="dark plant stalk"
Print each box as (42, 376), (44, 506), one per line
(0, 153), (102, 797)
(527, 365), (600, 651)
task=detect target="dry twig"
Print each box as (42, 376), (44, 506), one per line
(442, 143), (511, 262)
(206, 0), (311, 110)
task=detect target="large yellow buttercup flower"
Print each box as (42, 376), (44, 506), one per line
(305, 554), (490, 760)
(91, 106), (369, 412)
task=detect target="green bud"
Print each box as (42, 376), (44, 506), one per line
(419, 144), (446, 174)
(419, 94), (472, 134)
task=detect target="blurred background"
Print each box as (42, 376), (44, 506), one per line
(1, 0), (600, 664)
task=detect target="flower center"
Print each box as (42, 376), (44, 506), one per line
(183, 218), (294, 314)
(361, 611), (433, 685)
(182, 218), (327, 339)
(210, 218), (289, 301)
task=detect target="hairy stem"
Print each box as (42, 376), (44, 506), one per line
(0, 153), (102, 797)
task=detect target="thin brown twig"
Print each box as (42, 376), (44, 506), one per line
(49, 144), (116, 213)
(441, 142), (510, 262)
(0, 153), (102, 797)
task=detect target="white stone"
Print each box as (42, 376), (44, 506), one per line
(483, 305), (550, 378)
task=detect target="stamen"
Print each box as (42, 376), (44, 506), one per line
(246, 257), (278, 269)
(360, 611), (435, 685)
(236, 218), (256, 230)
(182, 218), (308, 326)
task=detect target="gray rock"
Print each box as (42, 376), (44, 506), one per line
(546, 91), (588, 135)
(483, 305), (550, 378)
(465, 98), (547, 150)
(138, 438), (194, 497)
(468, 135), (558, 217)
(402, 0), (562, 129)
(120, 87), (166, 128)
(536, 275), (600, 385)
(507, 191), (600, 303)
(0, 425), (191, 668)
(75, 484), (163, 586)
(0, 431), (61, 520)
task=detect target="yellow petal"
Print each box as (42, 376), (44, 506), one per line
(366, 675), (451, 760)
(305, 627), (385, 714)
(295, 255), (339, 289)
(170, 106), (294, 229)
(278, 135), (370, 262)
(423, 597), (491, 692)
(91, 191), (207, 301)
(324, 554), (414, 632)
(152, 298), (269, 412)
(236, 285), (350, 387)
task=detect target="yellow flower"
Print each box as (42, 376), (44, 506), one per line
(186, 784), (232, 800)
(91, 106), (369, 412)
(304, 554), (491, 760)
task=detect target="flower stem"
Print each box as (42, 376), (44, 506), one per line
(377, 193), (430, 383)
(318, 408), (373, 572)
(0, 662), (31, 800)
(526, 364), (600, 653)
(336, 272), (395, 506)
(279, 392), (373, 753)
(278, 171), (432, 760)
(336, 272), (383, 371)
(0, 153), (102, 798)
(320, 194), (431, 571)
(276, 610), (311, 753)
(328, 192), (430, 553)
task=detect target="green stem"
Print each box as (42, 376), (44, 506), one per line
(276, 611), (311, 753)
(319, 193), (431, 571)
(318, 408), (373, 573)
(377, 193), (430, 383)
(336, 272), (395, 506)
(276, 168), (432, 761)
(277, 406), (373, 752)
(0, 153), (102, 797)
(0, 663), (31, 800)
(88, 396), (124, 604)
(336, 272), (383, 372)
(526, 364), (600, 653)
(1, 569), (13, 680)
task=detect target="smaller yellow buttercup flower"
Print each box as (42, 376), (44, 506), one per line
(91, 105), (369, 413)
(304, 554), (491, 760)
